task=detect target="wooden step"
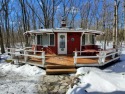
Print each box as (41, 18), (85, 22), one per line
(46, 68), (76, 75)
(46, 65), (75, 69)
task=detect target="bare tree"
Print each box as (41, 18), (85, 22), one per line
(80, 0), (91, 29)
(0, 24), (5, 53)
(113, 0), (120, 48)
(0, 1), (5, 53)
(69, 0), (80, 28)
(36, 0), (61, 28)
(2, 0), (10, 49)
(19, 0), (29, 46)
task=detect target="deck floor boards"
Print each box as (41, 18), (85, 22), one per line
(46, 56), (74, 65)
(15, 55), (113, 67)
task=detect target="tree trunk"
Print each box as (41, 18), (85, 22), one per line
(0, 25), (5, 53)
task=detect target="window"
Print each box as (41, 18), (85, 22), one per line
(90, 34), (95, 44)
(82, 34), (95, 45)
(50, 34), (54, 46)
(60, 35), (65, 48)
(37, 35), (42, 45)
(42, 34), (49, 46)
(37, 34), (55, 46)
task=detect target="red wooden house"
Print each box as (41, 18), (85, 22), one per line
(26, 21), (103, 56)
(8, 20), (121, 74)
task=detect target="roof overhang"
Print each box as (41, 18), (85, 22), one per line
(26, 28), (104, 35)
(82, 30), (104, 35)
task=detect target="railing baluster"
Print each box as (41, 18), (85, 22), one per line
(24, 50), (28, 63)
(41, 51), (45, 67)
(98, 51), (106, 65)
(74, 51), (77, 65)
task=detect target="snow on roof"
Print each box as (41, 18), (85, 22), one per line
(26, 28), (104, 35)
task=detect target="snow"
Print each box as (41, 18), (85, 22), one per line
(0, 55), (46, 94)
(67, 67), (125, 94)
(67, 43), (125, 94)
(1, 42), (125, 94)
(0, 63), (46, 76)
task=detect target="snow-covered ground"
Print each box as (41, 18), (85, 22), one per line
(0, 54), (46, 94)
(67, 45), (125, 94)
(1, 42), (125, 94)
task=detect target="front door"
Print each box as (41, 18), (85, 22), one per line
(58, 33), (67, 54)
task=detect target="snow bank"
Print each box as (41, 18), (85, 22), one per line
(0, 82), (38, 94)
(0, 63), (46, 77)
(0, 63), (45, 94)
(15, 64), (46, 76)
(67, 67), (125, 94)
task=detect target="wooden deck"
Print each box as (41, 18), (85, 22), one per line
(12, 54), (119, 74)
(7, 47), (121, 74)
(16, 55), (114, 66)
(45, 55), (100, 65)
(46, 56), (74, 65)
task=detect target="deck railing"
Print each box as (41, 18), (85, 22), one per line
(7, 48), (45, 67)
(74, 48), (122, 66)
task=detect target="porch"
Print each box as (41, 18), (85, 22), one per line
(7, 48), (121, 74)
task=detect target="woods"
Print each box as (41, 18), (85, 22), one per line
(0, 0), (125, 53)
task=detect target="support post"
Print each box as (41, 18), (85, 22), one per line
(24, 50), (28, 63)
(74, 51), (77, 65)
(34, 45), (36, 55)
(41, 51), (45, 67)
(98, 51), (106, 65)
(11, 48), (15, 59)
(112, 49), (116, 58)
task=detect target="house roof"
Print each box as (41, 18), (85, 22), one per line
(26, 28), (104, 35)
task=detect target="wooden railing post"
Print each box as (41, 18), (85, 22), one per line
(118, 47), (122, 56)
(41, 51), (45, 67)
(112, 49), (116, 58)
(11, 48), (15, 59)
(34, 45), (36, 55)
(98, 51), (106, 65)
(24, 50), (28, 63)
(74, 51), (77, 65)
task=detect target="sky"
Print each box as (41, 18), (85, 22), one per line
(6, 0), (125, 29)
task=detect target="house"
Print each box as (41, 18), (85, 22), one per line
(8, 20), (121, 74)
(26, 20), (103, 55)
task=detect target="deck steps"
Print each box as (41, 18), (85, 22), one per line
(46, 65), (75, 69)
(46, 65), (76, 75)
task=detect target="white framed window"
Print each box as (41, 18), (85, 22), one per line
(50, 34), (55, 46)
(37, 33), (55, 46)
(82, 34), (95, 45)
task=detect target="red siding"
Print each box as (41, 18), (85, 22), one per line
(33, 32), (81, 55)
(67, 32), (81, 54)
(34, 33), (58, 54)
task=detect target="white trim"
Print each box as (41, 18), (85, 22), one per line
(36, 33), (55, 46)
(27, 29), (103, 35)
(80, 32), (82, 55)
